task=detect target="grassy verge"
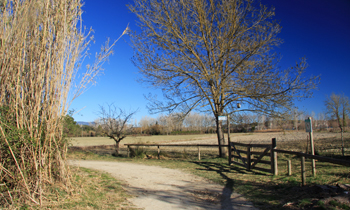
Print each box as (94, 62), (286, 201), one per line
(8, 166), (136, 210)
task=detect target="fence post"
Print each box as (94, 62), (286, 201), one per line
(247, 145), (251, 171)
(301, 156), (306, 186)
(310, 132), (316, 176)
(288, 160), (292, 176)
(127, 145), (130, 158)
(271, 138), (278, 175)
(227, 115), (231, 165)
(157, 146), (160, 159)
(198, 146), (201, 160)
(307, 117), (316, 177)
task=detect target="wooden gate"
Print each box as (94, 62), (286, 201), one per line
(229, 138), (277, 174)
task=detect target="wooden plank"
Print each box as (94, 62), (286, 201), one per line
(301, 156), (306, 186)
(230, 156), (248, 167)
(124, 144), (229, 147)
(157, 146), (160, 159)
(247, 146), (251, 170)
(251, 147), (271, 168)
(234, 149), (248, 155)
(274, 151), (278, 176)
(288, 160), (292, 176)
(230, 142), (271, 147)
(273, 149), (350, 167)
(231, 142), (251, 147)
(251, 151), (271, 155)
(231, 142), (271, 148)
(198, 146), (200, 160)
(272, 138), (277, 176)
(249, 144), (272, 148)
(231, 145), (247, 166)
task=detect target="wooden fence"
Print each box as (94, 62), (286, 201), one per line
(229, 138), (350, 185)
(229, 138), (277, 174)
(126, 139), (350, 186)
(124, 143), (227, 160)
(272, 148), (350, 185)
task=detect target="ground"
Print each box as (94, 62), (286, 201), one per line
(69, 160), (258, 210)
(69, 131), (350, 209)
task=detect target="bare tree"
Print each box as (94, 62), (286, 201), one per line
(202, 114), (215, 133)
(325, 93), (350, 156)
(292, 108), (305, 131)
(257, 115), (266, 130)
(317, 112), (328, 130)
(98, 104), (137, 155)
(184, 112), (202, 131)
(158, 114), (175, 135)
(128, 0), (319, 157)
(139, 115), (156, 134)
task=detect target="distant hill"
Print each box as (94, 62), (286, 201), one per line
(76, 121), (94, 126)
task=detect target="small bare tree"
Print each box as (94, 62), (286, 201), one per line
(98, 104), (137, 155)
(325, 93), (350, 156)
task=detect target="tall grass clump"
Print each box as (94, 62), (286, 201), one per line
(0, 0), (125, 206)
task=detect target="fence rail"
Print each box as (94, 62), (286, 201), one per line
(124, 143), (227, 160)
(230, 139), (350, 186)
(272, 149), (350, 167)
(230, 139), (276, 174)
(272, 148), (350, 186)
(125, 140), (350, 186)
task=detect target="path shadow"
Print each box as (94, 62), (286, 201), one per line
(191, 161), (262, 210)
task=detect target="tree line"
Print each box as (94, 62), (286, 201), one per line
(65, 92), (350, 137)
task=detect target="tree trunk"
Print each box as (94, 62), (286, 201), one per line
(216, 117), (226, 158)
(115, 140), (120, 155)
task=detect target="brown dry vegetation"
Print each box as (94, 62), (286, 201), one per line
(0, 0), (124, 207)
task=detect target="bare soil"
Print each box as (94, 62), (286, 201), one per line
(69, 160), (258, 210)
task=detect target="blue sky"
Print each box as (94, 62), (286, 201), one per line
(70, 0), (350, 123)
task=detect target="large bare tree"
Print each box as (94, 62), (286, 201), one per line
(325, 93), (350, 156)
(97, 104), (137, 155)
(128, 0), (319, 157)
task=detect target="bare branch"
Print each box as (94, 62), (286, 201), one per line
(129, 0), (320, 157)
(97, 103), (138, 155)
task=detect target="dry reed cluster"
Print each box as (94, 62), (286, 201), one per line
(0, 0), (122, 206)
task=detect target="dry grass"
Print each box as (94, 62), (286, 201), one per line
(67, 131), (350, 210)
(0, 0), (126, 206)
(31, 166), (136, 210)
(69, 131), (350, 159)
(69, 134), (218, 146)
(3, 166), (137, 209)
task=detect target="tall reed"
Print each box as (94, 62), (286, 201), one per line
(0, 0), (125, 206)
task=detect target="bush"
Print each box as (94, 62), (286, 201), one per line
(129, 146), (147, 158)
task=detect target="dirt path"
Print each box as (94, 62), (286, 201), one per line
(69, 160), (258, 210)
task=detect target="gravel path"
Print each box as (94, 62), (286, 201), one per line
(69, 160), (258, 210)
